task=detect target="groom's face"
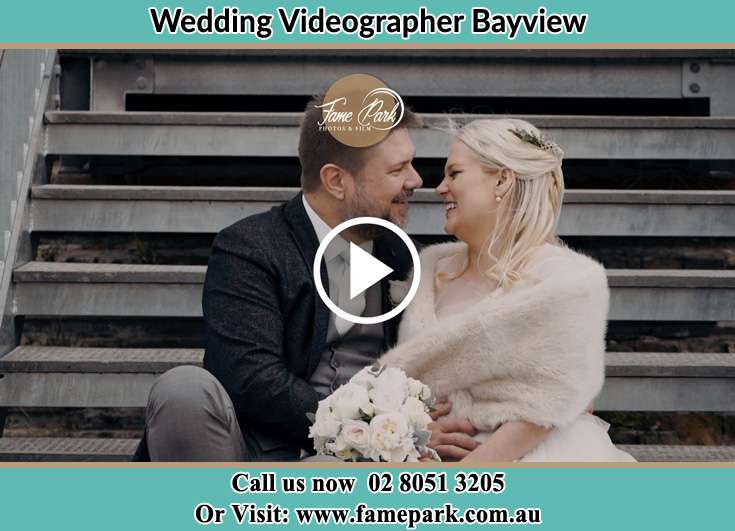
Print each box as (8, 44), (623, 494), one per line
(343, 127), (422, 230)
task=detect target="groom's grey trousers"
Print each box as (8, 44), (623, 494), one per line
(146, 284), (384, 461)
(145, 365), (308, 461)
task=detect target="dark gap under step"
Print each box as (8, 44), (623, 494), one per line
(563, 237), (735, 270)
(35, 233), (215, 266)
(33, 233), (735, 270)
(50, 155), (735, 190)
(4, 407), (145, 439)
(20, 318), (205, 349)
(4, 408), (733, 447)
(606, 321), (735, 354)
(127, 93), (710, 117)
(18, 319), (735, 354)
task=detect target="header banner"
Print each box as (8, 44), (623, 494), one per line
(1, 0), (734, 46)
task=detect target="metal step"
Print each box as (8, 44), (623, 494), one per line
(0, 437), (139, 461)
(30, 186), (735, 237)
(616, 445), (735, 462)
(0, 346), (735, 378)
(605, 352), (735, 378)
(3, 347), (730, 375)
(598, 352), (735, 412)
(0, 346), (202, 373)
(0, 436), (732, 462)
(44, 112), (735, 159)
(1, 347), (733, 411)
(57, 51), (735, 117)
(12, 262), (735, 321)
(0, 347), (202, 408)
(74, 50), (734, 106)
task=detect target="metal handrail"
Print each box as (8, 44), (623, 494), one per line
(0, 50), (57, 356)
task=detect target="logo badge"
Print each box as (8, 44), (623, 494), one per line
(316, 74), (405, 148)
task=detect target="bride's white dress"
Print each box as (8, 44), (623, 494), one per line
(434, 251), (636, 462)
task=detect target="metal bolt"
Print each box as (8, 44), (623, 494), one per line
(136, 76), (148, 89)
(689, 83), (701, 94)
(689, 63), (700, 73)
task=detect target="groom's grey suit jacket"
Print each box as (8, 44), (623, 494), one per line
(134, 193), (414, 460)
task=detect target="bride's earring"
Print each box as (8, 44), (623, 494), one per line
(495, 196), (501, 202)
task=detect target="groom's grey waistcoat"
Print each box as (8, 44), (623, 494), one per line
(309, 281), (385, 396)
(131, 193), (413, 460)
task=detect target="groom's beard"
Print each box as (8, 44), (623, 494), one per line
(388, 190), (412, 228)
(343, 186), (412, 240)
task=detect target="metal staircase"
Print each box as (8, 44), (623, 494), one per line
(1, 50), (734, 460)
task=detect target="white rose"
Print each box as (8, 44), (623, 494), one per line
(310, 420), (341, 441)
(340, 419), (372, 455)
(313, 394), (335, 417)
(402, 396), (432, 429)
(349, 366), (379, 394)
(369, 386), (404, 415)
(369, 367), (409, 414)
(326, 434), (361, 461)
(331, 383), (371, 420)
(369, 412), (415, 462)
(374, 367), (409, 395)
(407, 378), (432, 401)
(310, 405), (341, 440)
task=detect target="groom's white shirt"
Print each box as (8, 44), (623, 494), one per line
(302, 194), (373, 335)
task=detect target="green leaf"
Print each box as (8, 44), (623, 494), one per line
(414, 429), (431, 447)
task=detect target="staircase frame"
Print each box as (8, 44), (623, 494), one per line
(0, 50), (58, 362)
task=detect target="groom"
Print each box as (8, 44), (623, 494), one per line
(133, 94), (479, 461)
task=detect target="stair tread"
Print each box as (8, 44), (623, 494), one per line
(616, 445), (735, 462)
(43, 113), (735, 160)
(0, 346), (203, 373)
(1, 349), (732, 410)
(30, 185), (735, 205)
(605, 352), (735, 377)
(604, 269), (735, 288)
(13, 262), (204, 283)
(1, 347), (733, 377)
(44, 111), (735, 129)
(0, 437), (139, 461)
(0, 437), (732, 461)
(13, 262), (735, 288)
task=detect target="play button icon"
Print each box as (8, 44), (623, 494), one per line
(313, 216), (421, 326)
(349, 242), (394, 300)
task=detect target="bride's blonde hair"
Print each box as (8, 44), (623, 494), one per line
(450, 118), (565, 290)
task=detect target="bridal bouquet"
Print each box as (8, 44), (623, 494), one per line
(308, 364), (439, 462)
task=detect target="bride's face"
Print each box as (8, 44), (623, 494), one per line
(436, 140), (500, 244)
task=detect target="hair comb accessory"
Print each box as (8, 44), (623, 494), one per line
(509, 127), (564, 161)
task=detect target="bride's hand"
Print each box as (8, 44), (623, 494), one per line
(427, 416), (480, 461)
(429, 401), (452, 420)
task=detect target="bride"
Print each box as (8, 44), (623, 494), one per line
(380, 118), (635, 462)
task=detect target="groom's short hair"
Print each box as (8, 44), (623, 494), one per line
(298, 93), (419, 193)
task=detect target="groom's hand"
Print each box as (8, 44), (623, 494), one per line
(427, 402), (480, 460)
